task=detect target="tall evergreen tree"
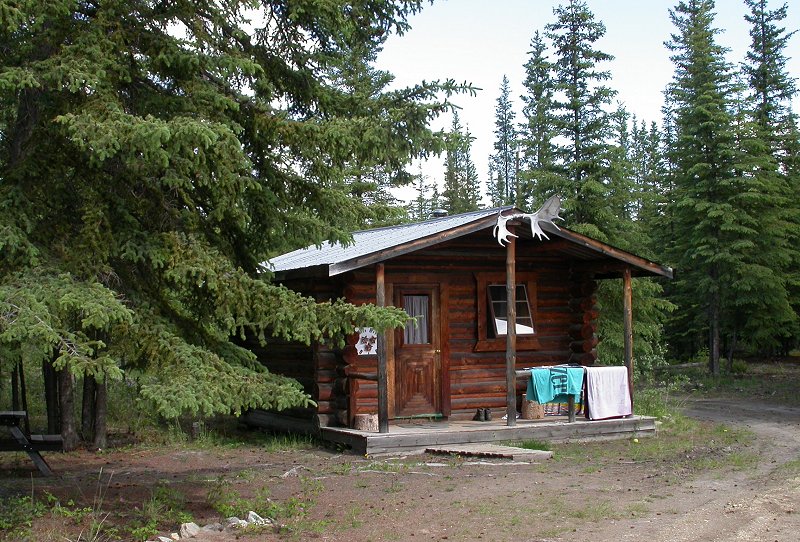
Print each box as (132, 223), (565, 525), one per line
(545, 0), (617, 235)
(740, 0), (800, 351)
(0, 0), (461, 446)
(442, 111), (481, 214)
(487, 76), (518, 206)
(519, 31), (558, 209)
(664, 0), (759, 373)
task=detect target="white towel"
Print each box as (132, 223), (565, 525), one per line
(585, 366), (632, 420)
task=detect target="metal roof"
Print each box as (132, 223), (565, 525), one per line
(264, 207), (673, 279)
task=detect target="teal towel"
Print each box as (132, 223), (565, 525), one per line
(527, 366), (584, 404)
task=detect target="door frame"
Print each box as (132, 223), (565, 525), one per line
(385, 274), (450, 419)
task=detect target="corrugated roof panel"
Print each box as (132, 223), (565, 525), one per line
(265, 207), (507, 274)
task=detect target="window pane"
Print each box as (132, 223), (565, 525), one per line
(487, 284), (534, 336)
(403, 295), (429, 344)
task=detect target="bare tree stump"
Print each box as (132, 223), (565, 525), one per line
(522, 399), (544, 420)
(353, 413), (378, 432)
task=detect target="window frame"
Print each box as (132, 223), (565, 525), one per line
(475, 272), (540, 352)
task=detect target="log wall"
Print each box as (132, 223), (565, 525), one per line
(257, 230), (603, 427)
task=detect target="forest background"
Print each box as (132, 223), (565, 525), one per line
(0, 0), (798, 450)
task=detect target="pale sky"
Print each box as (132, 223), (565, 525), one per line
(375, 0), (800, 204)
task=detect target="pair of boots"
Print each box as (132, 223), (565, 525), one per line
(472, 408), (492, 422)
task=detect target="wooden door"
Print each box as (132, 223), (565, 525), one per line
(393, 285), (441, 417)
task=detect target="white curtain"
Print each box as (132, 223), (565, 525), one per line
(403, 295), (429, 344)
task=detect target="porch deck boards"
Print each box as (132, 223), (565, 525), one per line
(320, 415), (655, 456)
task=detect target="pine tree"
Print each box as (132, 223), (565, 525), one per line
(545, 0), (617, 234)
(519, 31), (558, 209)
(487, 76), (518, 206)
(0, 0), (461, 445)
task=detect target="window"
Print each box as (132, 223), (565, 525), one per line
(475, 272), (539, 352)
(402, 294), (430, 344)
(487, 284), (534, 336)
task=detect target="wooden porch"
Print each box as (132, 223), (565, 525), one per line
(320, 414), (656, 456)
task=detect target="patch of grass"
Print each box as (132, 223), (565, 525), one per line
(505, 439), (552, 451)
(625, 502), (650, 518)
(687, 362), (800, 405)
(360, 460), (407, 473)
(128, 482), (193, 540)
(258, 433), (318, 453)
(344, 505), (364, 529)
(0, 495), (47, 541)
(329, 461), (353, 475)
(383, 478), (404, 494)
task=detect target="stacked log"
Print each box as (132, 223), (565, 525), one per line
(568, 278), (599, 365)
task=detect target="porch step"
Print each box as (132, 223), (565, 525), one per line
(425, 443), (554, 460)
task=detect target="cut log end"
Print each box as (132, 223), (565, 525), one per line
(353, 413), (379, 432)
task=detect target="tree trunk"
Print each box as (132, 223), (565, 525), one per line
(709, 302), (721, 376)
(58, 368), (80, 451)
(93, 375), (108, 450)
(11, 363), (20, 411)
(727, 328), (738, 372)
(43, 359), (60, 434)
(81, 374), (96, 441)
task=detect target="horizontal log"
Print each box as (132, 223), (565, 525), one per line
(570, 336), (599, 353)
(569, 352), (597, 364)
(569, 323), (596, 340)
(347, 372), (378, 381)
(582, 309), (600, 323)
(317, 400), (335, 415)
(314, 384), (334, 402)
(569, 296), (597, 312)
(333, 377), (348, 395)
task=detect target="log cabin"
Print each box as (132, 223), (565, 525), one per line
(247, 206), (672, 437)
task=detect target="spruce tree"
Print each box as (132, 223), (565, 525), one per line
(487, 76), (518, 206)
(442, 112), (481, 214)
(519, 31), (558, 209)
(0, 0), (460, 445)
(664, 0), (745, 373)
(742, 0), (800, 343)
(545, 0), (617, 234)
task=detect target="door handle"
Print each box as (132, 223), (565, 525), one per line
(434, 349), (441, 354)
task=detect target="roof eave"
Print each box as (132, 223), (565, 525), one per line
(328, 213), (501, 276)
(541, 223), (673, 279)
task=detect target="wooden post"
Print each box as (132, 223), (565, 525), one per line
(506, 234), (517, 427)
(376, 263), (389, 433)
(623, 268), (634, 410)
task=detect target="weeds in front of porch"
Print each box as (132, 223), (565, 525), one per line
(359, 460), (407, 473)
(384, 477), (404, 494)
(128, 482), (193, 541)
(344, 505), (364, 529)
(328, 461), (353, 475)
(635, 379), (689, 419)
(505, 439), (552, 451)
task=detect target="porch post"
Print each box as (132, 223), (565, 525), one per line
(506, 233), (517, 427)
(622, 267), (634, 410)
(376, 263), (389, 433)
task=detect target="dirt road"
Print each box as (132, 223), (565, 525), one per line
(6, 395), (800, 542)
(576, 398), (800, 542)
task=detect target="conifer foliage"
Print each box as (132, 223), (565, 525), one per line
(0, 1), (462, 445)
(662, 0), (798, 372)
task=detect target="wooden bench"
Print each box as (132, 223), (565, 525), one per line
(0, 411), (62, 476)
